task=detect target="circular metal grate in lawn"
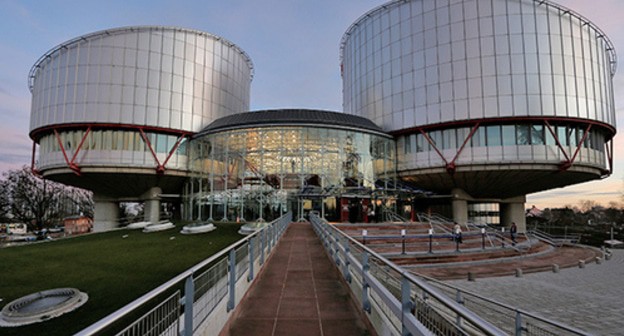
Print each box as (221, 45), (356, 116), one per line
(0, 288), (88, 327)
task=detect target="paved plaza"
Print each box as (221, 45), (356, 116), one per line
(446, 249), (624, 335)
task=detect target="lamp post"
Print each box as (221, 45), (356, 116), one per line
(428, 228), (433, 254)
(481, 228), (486, 250)
(401, 229), (406, 255)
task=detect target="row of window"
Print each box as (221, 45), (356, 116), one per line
(39, 130), (188, 156)
(402, 123), (606, 153)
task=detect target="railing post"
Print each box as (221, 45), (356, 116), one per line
(515, 310), (523, 336)
(343, 236), (352, 283)
(455, 289), (464, 329)
(329, 229), (335, 257)
(260, 229), (265, 265)
(428, 229), (433, 254)
(248, 238), (254, 282)
(401, 275), (413, 336)
(401, 229), (406, 255)
(322, 224), (329, 249)
(268, 225), (273, 252)
(335, 235), (341, 266)
(362, 252), (371, 313)
(183, 275), (194, 336)
(482, 228), (486, 250)
(227, 249), (236, 311)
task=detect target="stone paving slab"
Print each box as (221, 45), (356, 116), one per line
(446, 249), (624, 335)
(225, 222), (371, 336)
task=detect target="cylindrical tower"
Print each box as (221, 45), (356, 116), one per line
(341, 0), (617, 229)
(28, 26), (254, 230)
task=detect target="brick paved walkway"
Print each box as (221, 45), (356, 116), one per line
(446, 249), (624, 335)
(226, 222), (371, 336)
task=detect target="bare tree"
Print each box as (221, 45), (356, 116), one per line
(1, 166), (93, 231)
(0, 179), (11, 222)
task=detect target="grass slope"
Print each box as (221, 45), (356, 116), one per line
(0, 223), (242, 336)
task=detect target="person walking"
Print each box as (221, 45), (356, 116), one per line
(510, 222), (518, 245)
(453, 222), (462, 244)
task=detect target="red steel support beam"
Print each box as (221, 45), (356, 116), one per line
(31, 141), (40, 175)
(605, 138), (614, 176)
(418, 128), (448, 167)
(567, 124), (592, 167)
(138, 128), (163, 174)
(69, 126), (91, 165)
(543, 120), (571, 163)
(54, 129), (81, 175)
(160, 134), (188, 173)
(447, 123), (480, 174)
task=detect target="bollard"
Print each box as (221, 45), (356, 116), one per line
(605, 253), (612, 261)
(552, 264), (559, 273)
(578, 260), (585, 268)
(467, 272), (475, 281)
(515, 268), (523, 278)
(595, 257), (603, 265)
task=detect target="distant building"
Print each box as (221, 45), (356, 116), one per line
(64, 216), (92, 235)
(1, 223), (28, 235)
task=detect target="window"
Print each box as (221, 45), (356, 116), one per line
(486, 125), (501, 146)
(404, 136), (411, 154)
(502, 125), (516, 145)
(515, 124), (530, 145)
(531, 125), (545, 145)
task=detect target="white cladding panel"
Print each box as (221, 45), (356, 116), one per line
(30, 27), (253, 133)
(341, 0), (617, 132)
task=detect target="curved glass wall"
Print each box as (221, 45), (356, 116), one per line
(397, 121), (608, 171)
(183, 126), (395, 222)
(37, 130), (188, 170)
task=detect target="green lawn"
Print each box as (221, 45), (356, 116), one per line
(0, 222), (243, 336)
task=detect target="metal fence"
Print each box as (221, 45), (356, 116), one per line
(76, 212), (291, 336)
(310, 215), (590, 336)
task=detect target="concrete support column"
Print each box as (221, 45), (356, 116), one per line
(451, 188), (470, 225)
(500, 195), (526, 233)
(142, 187), (162, 224)
(93, 195), (119, 232)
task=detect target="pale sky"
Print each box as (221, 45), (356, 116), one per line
(0, 0), (622, 209)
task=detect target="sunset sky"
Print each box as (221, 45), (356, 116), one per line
(0, 0), (622, 209)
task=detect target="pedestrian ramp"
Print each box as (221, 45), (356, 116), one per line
(224, 222), (370, 335)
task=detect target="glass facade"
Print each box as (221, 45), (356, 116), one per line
(37, 130), (188, 170)
(468, 203), (500, 226)
(398, 121), (607, 172)
(183, 126), (395, 222)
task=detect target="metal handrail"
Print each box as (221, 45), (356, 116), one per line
(311, 215), (590, 336)
(420, 275), (591, 336)
(77, 213), (291, 336)
(311, 214), (505, 336)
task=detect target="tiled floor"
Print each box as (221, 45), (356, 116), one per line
(227, 222), (371, 336)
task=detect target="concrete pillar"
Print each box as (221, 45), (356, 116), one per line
(93, 196), (119, 232)
(500, 195), (526, 233)
(142, 187), (162, 224)
(451, 188), (469, 225)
